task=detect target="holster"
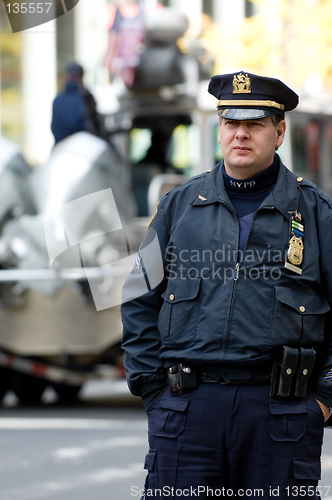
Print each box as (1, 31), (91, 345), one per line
(167, 364), (197, 395)
(294, 347), (316, 397)
(270, 345), (316, 399)
(270, 346), (299, 398)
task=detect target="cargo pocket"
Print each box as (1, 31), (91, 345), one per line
(267, 402), (307, 442)
(158, 277), (201, 348)
(293, 457), (321, 482)
(270, 286), (330, 346)
(151, 396), (189, 438)
(143, 449), (158, 494)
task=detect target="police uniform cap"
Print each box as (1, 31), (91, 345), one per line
(208, 71), (299, 120)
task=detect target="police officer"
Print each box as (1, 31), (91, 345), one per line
(121, 72), (332, 499)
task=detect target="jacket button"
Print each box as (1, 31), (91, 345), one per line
(297, 176), (303, 182)
(169, 294), (175, 301)
(299, 306), (305, 312)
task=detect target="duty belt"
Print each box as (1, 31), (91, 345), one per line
(167, 346), (316, 399)
(167, 363), (272, 396)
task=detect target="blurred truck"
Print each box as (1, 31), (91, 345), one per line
(0, 132), (145, 404)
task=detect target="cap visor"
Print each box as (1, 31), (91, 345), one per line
(220, 108), (275, 120)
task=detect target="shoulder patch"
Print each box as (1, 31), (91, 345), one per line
(134, 247), (142, 270)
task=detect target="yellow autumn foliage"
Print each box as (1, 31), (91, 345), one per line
(199, 0), (332, 92)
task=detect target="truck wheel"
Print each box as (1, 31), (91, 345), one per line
(0, 367), (13, 402)
(53, 383), (82, 403)
(12, 373), (47, 405)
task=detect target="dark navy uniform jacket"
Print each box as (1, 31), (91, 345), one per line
(121, 157), (332, 409)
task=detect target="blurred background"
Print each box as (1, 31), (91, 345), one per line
(2, 0), (332, 177)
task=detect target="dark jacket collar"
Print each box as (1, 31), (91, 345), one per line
(191, 156), (298, 216)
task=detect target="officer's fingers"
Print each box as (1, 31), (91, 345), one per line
(316, 399), (331, 422)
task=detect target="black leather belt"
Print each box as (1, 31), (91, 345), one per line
(166, 363), (272, 395)
(200, 373), (271, 385)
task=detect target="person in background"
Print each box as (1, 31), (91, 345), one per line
(51, 62), (104, 145)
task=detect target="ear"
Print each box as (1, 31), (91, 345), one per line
(276, 120), (286, 149)
(217, 122), (222, 145)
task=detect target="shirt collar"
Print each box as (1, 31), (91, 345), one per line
(191, 154), (298, 216)
(222, 156), (279, 194)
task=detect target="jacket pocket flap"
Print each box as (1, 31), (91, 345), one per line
(144, 449), (157, 471)
(275, 286), (330, 315)
(269, 402), (306, 415)
(159, 397), (189, 412)
(293, 458), (321, 480)
(162, 277), (201, 303)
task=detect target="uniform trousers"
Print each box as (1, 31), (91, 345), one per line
(143, 382), (324, 499)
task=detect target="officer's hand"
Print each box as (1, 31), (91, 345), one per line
(316, 399), (331, 422)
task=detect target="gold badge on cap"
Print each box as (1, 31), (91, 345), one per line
(285, 211), (304, 275)
(233, 73), (251, 94)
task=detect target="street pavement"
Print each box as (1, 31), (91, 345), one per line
(0, 380), (147, 500)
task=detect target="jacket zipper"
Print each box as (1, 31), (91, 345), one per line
(242, 206), (276, 255)
(220, 259), (239, 365)
(220, 205), (276, 365)
(218, 201), (240, 364)
(234, 262), (240, 281)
